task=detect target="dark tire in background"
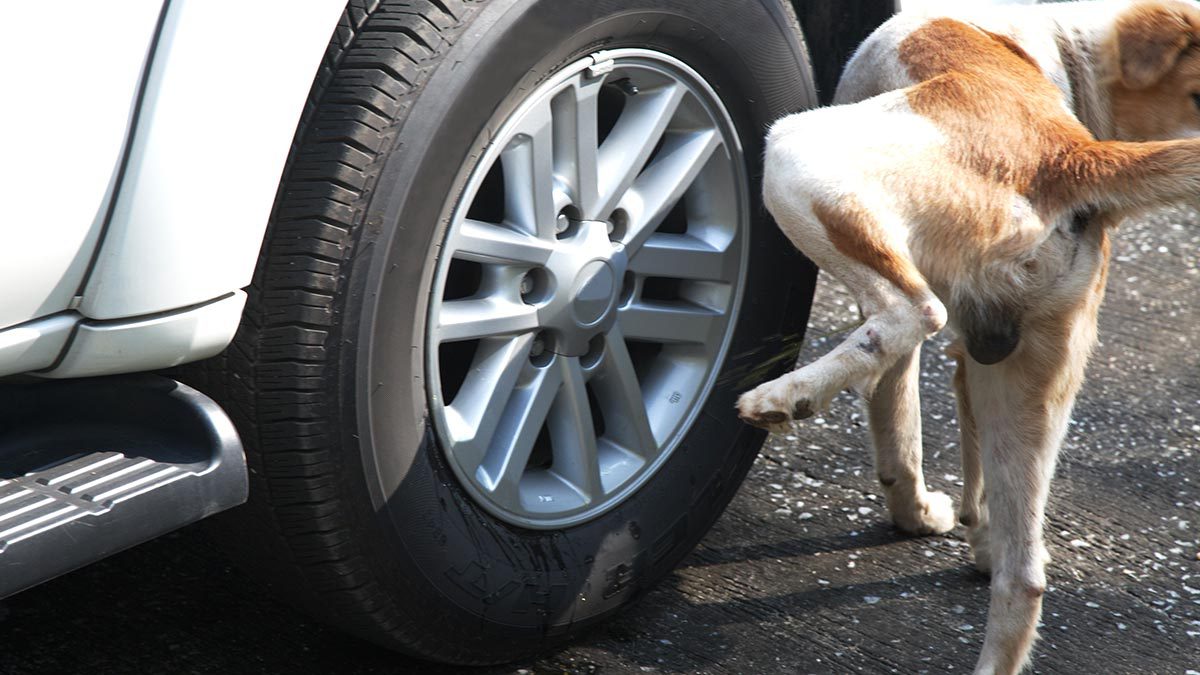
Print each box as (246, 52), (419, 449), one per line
(192, 0), (819, 665)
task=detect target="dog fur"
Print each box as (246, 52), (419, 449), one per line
(736, 1), (1200, 672)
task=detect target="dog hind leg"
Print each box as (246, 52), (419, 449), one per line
(965, 324), (1093, 674)
(737, 195), (946, 434)
(951, 343), (989, 569)
(867, 345), (955, 535)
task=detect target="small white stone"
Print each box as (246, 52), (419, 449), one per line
(864, 596), (881, 605)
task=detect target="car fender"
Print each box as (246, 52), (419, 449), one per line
(80, 0), (347, 321)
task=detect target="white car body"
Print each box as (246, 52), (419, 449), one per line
(0, 0), (345, 378)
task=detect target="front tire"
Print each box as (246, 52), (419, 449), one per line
(202, 0), (819, 664)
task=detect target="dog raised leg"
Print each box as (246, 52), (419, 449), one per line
(733, 188), (948, 429)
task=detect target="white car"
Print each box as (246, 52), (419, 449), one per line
(0, 0), (893, 664)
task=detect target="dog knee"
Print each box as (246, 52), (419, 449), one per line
(994, 565), (1047, 603)
(996, 577), (1046, 602)
(918, 299), (947, 334)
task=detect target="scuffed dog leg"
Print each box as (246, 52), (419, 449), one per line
(868, 344), (956, 535)
(743, 120), (946, 433)
(735, 320), (883, 427)
(737, 295), (941, 430)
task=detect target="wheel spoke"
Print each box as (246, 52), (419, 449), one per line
(593, 83), (686, 220)
(501, 100), (558, 239)
(628, 233), (736, 282)
(480, 359), (563, 501)
(590, 326), (659, 456)
(443, 335), (535, 468)
(621, 129), (720, 255)
(436, 297), (538, 343)
(619, 300), (718, 345)
(547, 357), (603, 501)
(552, 75), (603, 217)
(429, 51), (750, 527)
(453, 219), (554, 266)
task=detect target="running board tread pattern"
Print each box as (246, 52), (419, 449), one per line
(0, 451), (203, 553)
(0, 376), (247, 597)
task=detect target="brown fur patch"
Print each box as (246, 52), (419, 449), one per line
(1108, 2), (1200, 139)
(1113, 0), (1200, 90)
(899, 19), (1095, 210)
(890, 18), (1101, 294)
(898, 19), (1200, 216)
(812, 197), (926, 299)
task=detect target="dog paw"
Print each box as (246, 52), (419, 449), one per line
(736, 385), (805, 433)
(737, 373), (837, 432)
(892, 490), (956, 536)
(967, 521), (992, 575)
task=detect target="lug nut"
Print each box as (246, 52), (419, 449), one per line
(555, 213), (570, 235)
(520, 273), (535, 296)
(529, 332), (553, 367)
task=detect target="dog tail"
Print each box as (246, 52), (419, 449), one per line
(1047, 138), (1200, 215)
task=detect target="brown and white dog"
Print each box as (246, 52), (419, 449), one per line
(736, 1), (1200, 672)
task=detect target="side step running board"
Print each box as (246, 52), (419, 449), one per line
(0, 375), (247, 597)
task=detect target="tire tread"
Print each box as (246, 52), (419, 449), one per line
(187, 0), (483, 660)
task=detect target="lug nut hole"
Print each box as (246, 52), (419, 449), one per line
(580, 334), (606, 369)
(556, 206), (581, 240)
(520, 268), (551, 304)
(530, 332), (554, 367)
(608, 208), (629, 242)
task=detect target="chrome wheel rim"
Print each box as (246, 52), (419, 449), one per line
(426, 49), (749, 529)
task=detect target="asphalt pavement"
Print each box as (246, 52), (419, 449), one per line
(2, 208), (1198, 674)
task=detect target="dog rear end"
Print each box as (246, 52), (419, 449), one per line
(742, 2), (1200, 673)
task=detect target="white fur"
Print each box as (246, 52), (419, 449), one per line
(738, 2), (1193, 673)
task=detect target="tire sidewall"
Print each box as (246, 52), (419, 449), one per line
(340, 0), (817, 658)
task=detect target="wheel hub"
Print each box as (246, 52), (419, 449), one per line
(426, 48), (749, 529)
(539, 219), (627, 355)
(570, 260), (614, 326)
